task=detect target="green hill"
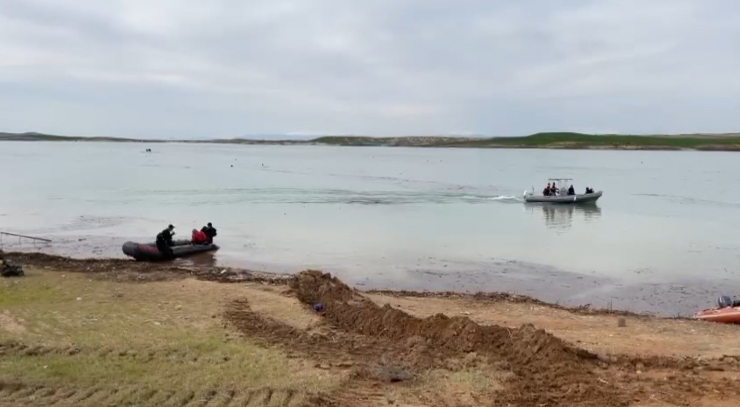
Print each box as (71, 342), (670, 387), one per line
(3, 131), (740, 150)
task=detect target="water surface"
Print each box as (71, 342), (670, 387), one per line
(2, 141), (740, 315)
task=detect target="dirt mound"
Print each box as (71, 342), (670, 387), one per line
(291, 271), (593, 367)
(224, 298), (445, 370)
(286, 271), (628, 406)
(289, 270), (359, 305)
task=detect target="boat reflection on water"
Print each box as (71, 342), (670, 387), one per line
(174, 251), (219, 268)
(525, 203), (602, 230)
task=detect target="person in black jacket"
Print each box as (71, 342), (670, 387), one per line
(156, 225), (175, 258)
(201, 222), (217, 244)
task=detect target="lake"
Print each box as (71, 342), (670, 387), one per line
(2, 141), (740, 315)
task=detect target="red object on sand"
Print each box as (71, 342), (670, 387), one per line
(695, 307), (740, 324)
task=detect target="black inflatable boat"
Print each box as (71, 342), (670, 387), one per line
(122, 239), (219, 261)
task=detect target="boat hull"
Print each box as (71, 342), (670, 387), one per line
(122, 240), (219, 261)
(695, 307), (740, 324)
(524, 191), (602, 204)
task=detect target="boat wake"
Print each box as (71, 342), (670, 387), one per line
(484, 195), (523, 203)
(136, 188), (525, 206)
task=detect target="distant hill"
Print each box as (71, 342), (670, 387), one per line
(0, 131), (151, 142)
(3, 131), (740, 151)
(310, 132), (740, 150)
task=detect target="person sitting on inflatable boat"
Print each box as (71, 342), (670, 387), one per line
(200, 222), (217, 244)
(191, 228), (208, 245)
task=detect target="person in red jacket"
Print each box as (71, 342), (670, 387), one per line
(191, 228), (208, 245)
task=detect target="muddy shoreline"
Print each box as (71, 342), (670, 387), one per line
(6, 246), (731, 318)
(3, 251), (665, 319)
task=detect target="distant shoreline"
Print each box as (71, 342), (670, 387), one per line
(3, 131), (740, 151)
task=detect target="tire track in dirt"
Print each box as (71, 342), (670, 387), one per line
(4, 385), (42, 404)
(231, 390), (254, 407)
(147, 389), (177, 406)
(50, 388), (78, 404)
(0, 340), (247, 370)
(0, 381), (300, 407)
(203, 389), (235, 407)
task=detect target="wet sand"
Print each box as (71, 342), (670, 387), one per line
(3, 252), (740, 407)
(3, 240), (734, 318)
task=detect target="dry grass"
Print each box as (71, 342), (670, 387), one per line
(403, 368), (510, 406)
(0, 268), (341, 406)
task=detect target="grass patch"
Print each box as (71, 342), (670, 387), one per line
(379, 367), (511, 407)
(0, 269), (340, 399)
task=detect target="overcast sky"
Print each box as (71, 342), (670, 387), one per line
(1, 0), (739, 139)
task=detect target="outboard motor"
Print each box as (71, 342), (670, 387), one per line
(718, 295), (734, 309)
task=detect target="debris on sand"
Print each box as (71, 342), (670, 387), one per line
(0, 255), (24, 277)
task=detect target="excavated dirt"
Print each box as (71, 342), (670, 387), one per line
(223, 270), (740, 407)
(288, 271), (627, 406)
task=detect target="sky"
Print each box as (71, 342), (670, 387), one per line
(1, 0), (740, 139)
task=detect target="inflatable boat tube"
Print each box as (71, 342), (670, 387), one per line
(122, 240), (219, 261)
(695, 307), (740, 324)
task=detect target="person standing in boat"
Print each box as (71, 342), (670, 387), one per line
(550, 183), (559, 196)
(156, 225), (175, 258)
(567, 184), (575, 196)
(543, 183), (551, 196)
(201, 222), (217, 244)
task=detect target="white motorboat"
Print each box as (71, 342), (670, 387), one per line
(523, 178), (602, 204)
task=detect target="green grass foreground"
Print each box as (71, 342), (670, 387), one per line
(0, 270), (339, 407)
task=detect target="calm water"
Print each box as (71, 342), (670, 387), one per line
(2, 141), (740, 315)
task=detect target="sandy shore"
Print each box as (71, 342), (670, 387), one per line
(2, 252), (740, 406)
(4, 244), (727, 318)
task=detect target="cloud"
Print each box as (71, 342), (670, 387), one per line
(0, 0), (739, 138)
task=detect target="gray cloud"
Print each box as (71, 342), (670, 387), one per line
(1, 0), (739, 138)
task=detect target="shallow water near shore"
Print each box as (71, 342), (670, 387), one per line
(2, 141), (740, 315)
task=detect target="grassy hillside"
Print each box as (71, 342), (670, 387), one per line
(4, 131), (740, 150)
(466, 132), (740, 149)
(0, 132), (148, 142)
(311, 132), (740, 150)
